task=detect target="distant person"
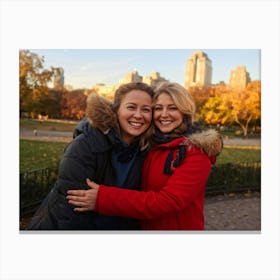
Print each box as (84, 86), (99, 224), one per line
(67, 82), (223, 230)
(27, 82), (154, 230)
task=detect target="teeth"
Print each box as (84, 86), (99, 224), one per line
(160, 121), (172, 125)
(129, 122), (143, 127)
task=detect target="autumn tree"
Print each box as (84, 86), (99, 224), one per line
(189, 86), (211, 112)
(46, 89), (63, 118)
(226, 82), (261, 136)
(60, 90), (87, 120)
(199, 95), (232, 126)
(197, 81), (261, 136)
(189, 85), (226, 122)
(19, 49), (55, 117)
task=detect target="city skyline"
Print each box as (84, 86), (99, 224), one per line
(30, 49), (261, 90)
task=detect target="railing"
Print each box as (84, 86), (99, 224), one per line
(206, 161), (261, 195)
(20, 168), (57, 216)
(20, 161), (261, 216)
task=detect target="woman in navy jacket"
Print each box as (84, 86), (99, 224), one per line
(27, 82), (154, 230)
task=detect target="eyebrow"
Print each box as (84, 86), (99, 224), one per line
(125, 102), (152, 107)
(154, 103), (176, 106)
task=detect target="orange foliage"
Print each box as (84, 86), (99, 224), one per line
(60, 90), (87, 120)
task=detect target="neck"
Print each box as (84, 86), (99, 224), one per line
(121, 135), (135, 145)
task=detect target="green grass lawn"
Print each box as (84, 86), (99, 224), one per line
(20, 139), (67, 173)
(20, 118), (78, 132)
(219, 131), (261, 139)
(20, 139), (261, 173)
(217, 147), (260, 164)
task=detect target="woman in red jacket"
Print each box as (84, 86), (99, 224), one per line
(67, 82), (223, 230)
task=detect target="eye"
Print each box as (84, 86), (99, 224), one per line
(154, 106), (162, 111)
(127, 105), (136, 110)
(169, 106), (178, 111)
(142, 107), (152, 113)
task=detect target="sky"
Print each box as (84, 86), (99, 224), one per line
(30, 49), (261, 89)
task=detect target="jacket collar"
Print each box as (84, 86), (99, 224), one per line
(155, 129), (223, 157)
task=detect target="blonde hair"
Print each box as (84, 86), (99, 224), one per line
(153, 81), (196, 135)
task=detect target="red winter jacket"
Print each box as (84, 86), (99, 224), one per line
(95, 129), (223, 230)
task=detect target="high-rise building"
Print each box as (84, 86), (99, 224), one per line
(142, 71), (167, 87)
(119, 70), (142, 84)
(185, 51), (212, 89)
(119, 70), (168, 87)
(229, 66), (251, 90)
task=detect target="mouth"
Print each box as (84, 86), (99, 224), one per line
(129, 121), (144, 128)
(159, 120), (173, 126)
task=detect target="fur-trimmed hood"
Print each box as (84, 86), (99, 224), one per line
(157, 129), (223, 175)
(85, 92), (119, 133)
(186, 129), (223, 156)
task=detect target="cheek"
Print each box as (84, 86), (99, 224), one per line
(142, 112), (152, 123)
(153, 112), (159, 120)
(147, 113), (153, 122)
(117, 109), (129, 120)
(174, 112), (184, 123)
(146, 114), (153, 124)
(179, 115), (184, 123)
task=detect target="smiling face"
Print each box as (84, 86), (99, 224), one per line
(117, 89), (153, 144)
(153, 92), (184, 134)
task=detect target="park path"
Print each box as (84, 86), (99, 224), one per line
(222, 137), (260, 147)
(20, 128), (73, 142)
(20, 128), (261, 146)
(204, 192), (260, 231)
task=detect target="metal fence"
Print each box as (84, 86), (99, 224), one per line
(206, 161), (261, 195)
(20, 168), (57, 215)
(20, 161), (261, 216)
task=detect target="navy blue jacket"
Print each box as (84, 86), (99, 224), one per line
(28, 120), (147, 230)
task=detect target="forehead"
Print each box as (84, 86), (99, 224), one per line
(122, 90), (152, 104)
(155, 92), (174, 104)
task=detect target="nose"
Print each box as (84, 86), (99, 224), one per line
(134, 109), (143, 118)
(161, 108), (168, 117)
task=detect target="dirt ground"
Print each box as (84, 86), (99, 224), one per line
(204, 191), (261, 231)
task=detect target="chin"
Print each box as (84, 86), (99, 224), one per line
(158, 125), (172, 133)
(130, 130), (144, 137)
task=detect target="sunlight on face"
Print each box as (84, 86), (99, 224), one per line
(117, 90), (152, 143)
(153, 93), (184, 134)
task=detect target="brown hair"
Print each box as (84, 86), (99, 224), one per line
(113, 82), (154, 111)
(86, 82), (154, 150)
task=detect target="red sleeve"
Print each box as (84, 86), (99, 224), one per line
(95, 148), (212, 219)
